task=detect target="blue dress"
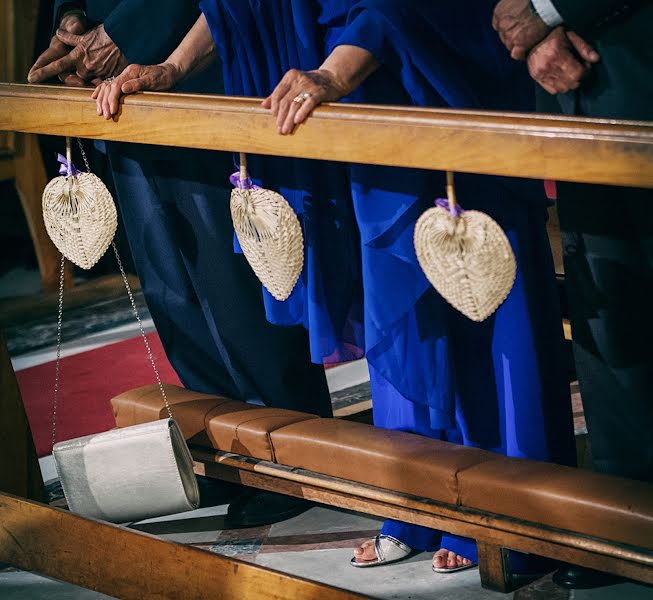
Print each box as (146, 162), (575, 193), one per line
(200, 0), (365, 366)
(201, 0), (576, 568)
(337, 1), (576, 566)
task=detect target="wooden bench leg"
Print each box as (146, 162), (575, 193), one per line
(477, 542), (513, 593)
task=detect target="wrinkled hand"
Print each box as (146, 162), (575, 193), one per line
(262, 69), (349, 134)
(28, 24), (127, 84)
(527, 27), (600, 94)
(91, 63), (182, 119)
(28, 13), (88, 86)
(493, 0), (551, 60)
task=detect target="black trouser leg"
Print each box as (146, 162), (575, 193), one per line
(557, 182), (653, 481)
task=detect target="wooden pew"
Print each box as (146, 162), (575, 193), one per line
(191, 448), (653, 592)
(0, 492), (370, 600)
(112, 385), (653, 594)
(0, 320), (366, 600)
(1, 83), (652, 597)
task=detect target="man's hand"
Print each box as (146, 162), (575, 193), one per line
(527, 27), (600, 94)
(28, 12), (87, 86)
(493, 0), (551, 60)
(28, 24), (127, 85)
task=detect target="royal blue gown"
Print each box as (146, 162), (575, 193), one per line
(201, 0), (576, 568)
(200, 0), (365, 366)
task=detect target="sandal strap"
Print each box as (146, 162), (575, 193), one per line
(375, 535), (412, 562)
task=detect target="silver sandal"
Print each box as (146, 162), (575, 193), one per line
(432, 550), (478, 573)
(350, 534), (412, 568)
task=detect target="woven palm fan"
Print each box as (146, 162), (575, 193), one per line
(42, 137), (117, 270)
(414, 172), (516, 322)
(230, 153), (304, 301)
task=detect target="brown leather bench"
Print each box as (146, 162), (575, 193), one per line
(112, 384), (653, 592)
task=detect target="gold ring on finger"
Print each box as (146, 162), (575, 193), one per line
(292, 92), (311, 104)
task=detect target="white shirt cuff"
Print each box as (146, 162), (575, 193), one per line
(531, 0), (564, 27)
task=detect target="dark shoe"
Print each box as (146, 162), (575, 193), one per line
(197, 476), (243, 508)
(553, 565), (624, 589)
(225, 489), (312, 528)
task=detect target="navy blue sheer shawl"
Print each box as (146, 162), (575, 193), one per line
(201, 0), (365, 365)
(335, 0), (571, 460)
(201, 1), (573, 462)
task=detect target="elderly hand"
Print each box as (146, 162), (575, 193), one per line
(527, 27), (600, 94)
(28, 12), (88, 86)
(493, 0), (551, 60)
(91, 63), (182, 119)
(28, 24), (127, 85)
(262, 68), (349, 135)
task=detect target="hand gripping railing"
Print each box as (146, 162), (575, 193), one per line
(1, 83), (652, 188)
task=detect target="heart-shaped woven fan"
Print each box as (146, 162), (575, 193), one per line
(42, 141), (117, 270)
(43, 172), (117, 270)
(230, 154), (303, 301)
(414, 173), (516, 322)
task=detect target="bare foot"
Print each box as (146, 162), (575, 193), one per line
(353, 539), (378, 564)
(432, 548), (474, 571)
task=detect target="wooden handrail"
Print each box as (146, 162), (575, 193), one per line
(1, 82), (653, 187)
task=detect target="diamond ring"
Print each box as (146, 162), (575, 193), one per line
(292, 92), (312, 104)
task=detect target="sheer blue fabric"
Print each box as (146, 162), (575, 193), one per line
(200, 0), (364, 365)
(201, 0), (576, 562)
(337, 0), (576, 560)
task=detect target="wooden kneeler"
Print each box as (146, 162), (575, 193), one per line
(0, 493), (370, 600)
(192, 448), (653, 594)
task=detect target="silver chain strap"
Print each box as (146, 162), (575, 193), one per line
(76, 137), (91, 172)
(51, 138), (173, 448)
(51, 254), (66, 449)
(111, 241), (172, 419)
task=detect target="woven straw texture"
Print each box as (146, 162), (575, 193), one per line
(230, 186), (304, 301)
(42, 172), (117, 270)
(414, 206), (516, 322)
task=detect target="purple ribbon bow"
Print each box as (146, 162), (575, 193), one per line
(57, 153), (81, 177)
(435, 197), (465, 218)
(229, 171), (260, 190)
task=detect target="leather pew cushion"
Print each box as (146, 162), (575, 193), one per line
(458, 458), (653, 549)
(270, 418), (498, 504)
(111, 384), (239, 446)
(206, 405), (318, 462)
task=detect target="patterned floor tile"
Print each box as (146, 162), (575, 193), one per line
(259, 530), (379, 553)
(209, 539), (265, 558)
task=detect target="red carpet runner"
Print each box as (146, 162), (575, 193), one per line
(16, 333), (181, 457)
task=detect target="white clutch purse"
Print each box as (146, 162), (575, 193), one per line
(53, 419), (199, 523)
(46, 138), (199, 523)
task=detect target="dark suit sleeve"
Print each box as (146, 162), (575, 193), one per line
(551, 0), (651, 31)
(53, 0), (85, 30)
(103, 1), (201, 65)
